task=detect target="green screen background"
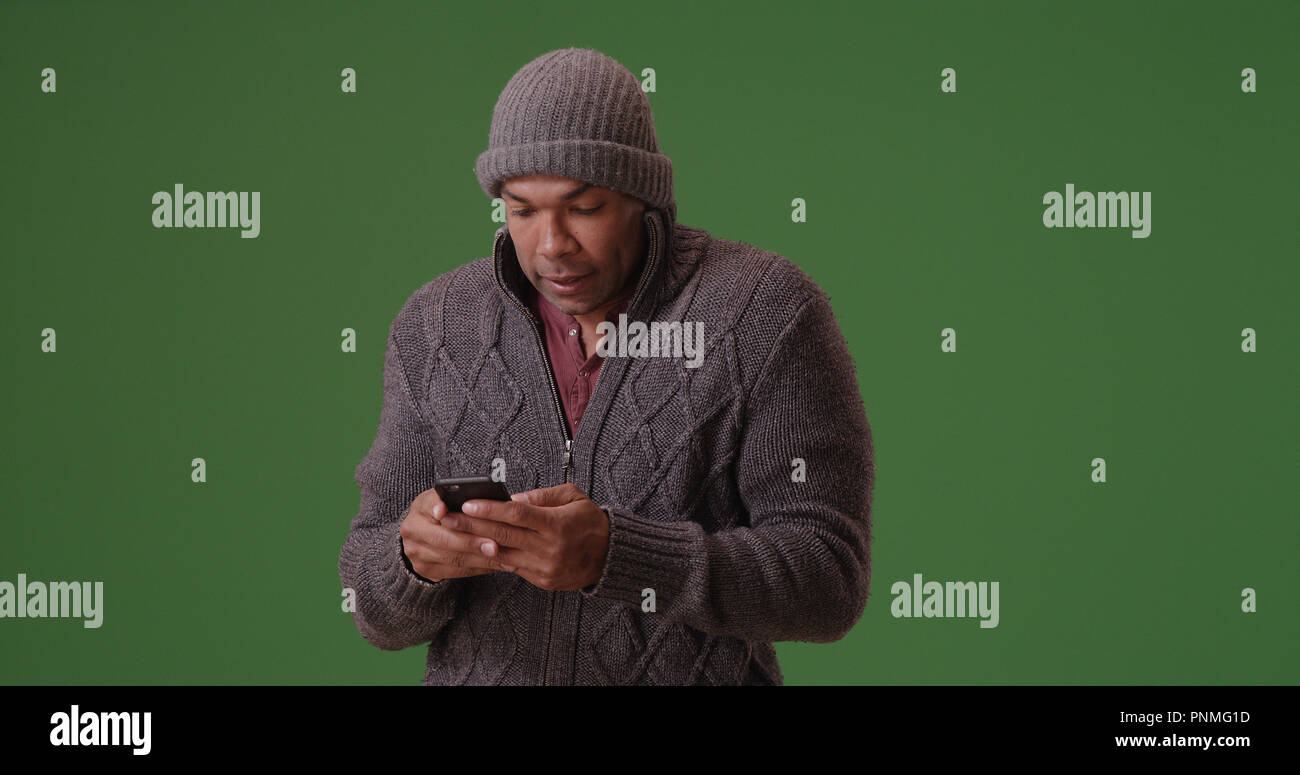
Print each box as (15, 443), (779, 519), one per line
(2, 0), (1295, 684)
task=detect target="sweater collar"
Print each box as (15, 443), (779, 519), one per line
(493, 207), (670, 323)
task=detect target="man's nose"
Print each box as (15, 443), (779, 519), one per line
(536, 212), (577, 259)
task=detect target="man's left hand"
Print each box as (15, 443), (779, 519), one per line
(442, 483), (610, 591)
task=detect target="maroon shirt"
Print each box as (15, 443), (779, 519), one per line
(526, 283), (633, 438)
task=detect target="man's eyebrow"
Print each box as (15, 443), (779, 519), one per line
(500, 183), (592, 204)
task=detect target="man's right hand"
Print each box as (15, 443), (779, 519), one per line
(399, 488), (518, 582)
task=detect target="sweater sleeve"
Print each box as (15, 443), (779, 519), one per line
(580, 289), (874, 643)
(338, 328), (459, 651)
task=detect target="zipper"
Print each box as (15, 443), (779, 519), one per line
(492, 211), (661, 685)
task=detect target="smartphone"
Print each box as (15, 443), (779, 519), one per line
(434, 476), (511, 513)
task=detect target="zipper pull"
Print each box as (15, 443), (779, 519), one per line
(562, 438), (572, 467)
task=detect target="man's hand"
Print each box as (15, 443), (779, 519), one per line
(399, 488), (520, 582)
(438, 483), (611, 591)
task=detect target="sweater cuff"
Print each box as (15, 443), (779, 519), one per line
(372, 519), (448, 612)
(580, 505), (694, 607)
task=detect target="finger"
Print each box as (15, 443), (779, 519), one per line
(438, 512), (542, 554)
(489, 545), (544, 575)
(510, 482), (587, 508)
(431, 524), (505, 564)
(415, 489), (447, 522)
(401, 507), (463, 547)
(460, 497), (545, 531)
(407, 541), (515, 576)
(409, 525), (513, 571)
(410, 523), (536, 576)
(432, 548), (516, 574)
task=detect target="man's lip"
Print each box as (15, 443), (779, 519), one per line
(544, 274), (591, 283)
(544, 273), (593, 295)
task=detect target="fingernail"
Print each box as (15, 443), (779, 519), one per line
(480, 541), (495, 556)
(462, 501), (480, 515)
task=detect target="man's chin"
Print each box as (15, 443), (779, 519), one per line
(545, 295), (591, 316)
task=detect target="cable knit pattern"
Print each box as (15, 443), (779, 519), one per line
(340, 207), (874, 685)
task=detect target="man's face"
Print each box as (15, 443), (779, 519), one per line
(502, 174), (647, 317)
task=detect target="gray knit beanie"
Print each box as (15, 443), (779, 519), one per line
(475, 47), (676, 226)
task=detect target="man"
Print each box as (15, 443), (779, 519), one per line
(339, 47), (875, 685)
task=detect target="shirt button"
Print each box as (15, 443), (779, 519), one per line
(579, 369), (587, 377)
(568, 328), (577, 336)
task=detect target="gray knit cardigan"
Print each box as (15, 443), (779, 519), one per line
(339, 206), (874, 685)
